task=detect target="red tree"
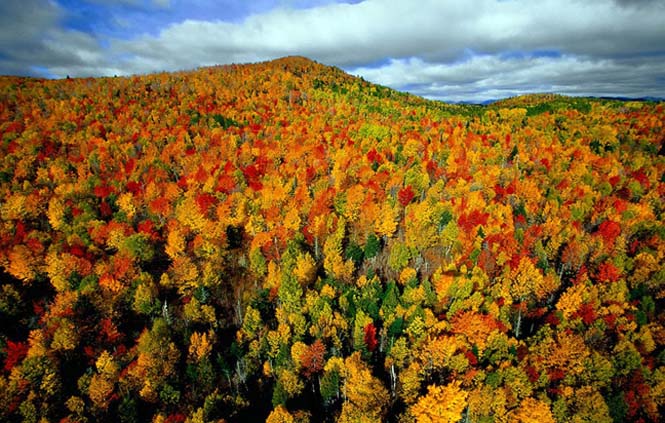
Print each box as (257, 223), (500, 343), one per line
(364, 323), (378, 352)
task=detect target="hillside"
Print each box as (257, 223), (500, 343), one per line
(0, 56), (664, 422)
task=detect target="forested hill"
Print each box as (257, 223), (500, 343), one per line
(0, 56), (663, 422)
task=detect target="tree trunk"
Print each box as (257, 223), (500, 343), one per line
(515, 307), (522, 339)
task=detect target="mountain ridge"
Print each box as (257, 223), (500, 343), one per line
(3, 55), (661, 107)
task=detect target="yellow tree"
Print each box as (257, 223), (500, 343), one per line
(323, 217), (354, 282)
(89, 350), (119, 409)
(511, 397), (555, 423)
(126, 319), (180, 402)
(374, 203), (398, 239)
(339, 352), (389, 423)
(409, 381), (468, 423)
(266, 405), (295, 423)
(501, 257), (545, 338)
(293, 252), (316, 286)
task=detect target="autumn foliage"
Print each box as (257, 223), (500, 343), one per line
(0, 56), (664, 422)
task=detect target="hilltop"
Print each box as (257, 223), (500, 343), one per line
(0, 56), (664, 422)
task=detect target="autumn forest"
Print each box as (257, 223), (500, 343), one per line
(0, 56), (663, 422)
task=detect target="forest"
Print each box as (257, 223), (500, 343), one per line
(0, 56), (663, 422)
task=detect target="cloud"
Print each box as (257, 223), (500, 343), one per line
(0, 0), (114, 77)
(110, 0), (664, 68)
(1, 0), (663, 101)
(613, 0), (660, 8)
(104, 0), (664, 100)
(350, 54), (665, 102)
(0, 0), (59, 52)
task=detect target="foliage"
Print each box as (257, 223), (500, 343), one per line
(0, 56), (664, 422)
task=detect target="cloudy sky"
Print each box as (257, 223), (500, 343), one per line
(1, 0), (663, 102)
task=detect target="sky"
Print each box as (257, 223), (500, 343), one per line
(1, 0), (664, 103)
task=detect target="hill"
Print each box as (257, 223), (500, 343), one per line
(0, 56), (664, 422)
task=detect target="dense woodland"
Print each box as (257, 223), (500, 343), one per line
(0, 56), (663, 422)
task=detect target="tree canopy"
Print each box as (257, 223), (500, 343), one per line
(0, 56), (664, 422)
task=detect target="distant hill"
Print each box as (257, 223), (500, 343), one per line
(455, 93), (664, 107)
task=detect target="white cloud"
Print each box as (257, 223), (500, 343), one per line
(1, 0), (664, 101)
(99, 0), (664, 100)
(110, 0), (665, 70)
(0, 0), (115, 76)
(350, 54), (664, 102)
